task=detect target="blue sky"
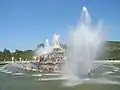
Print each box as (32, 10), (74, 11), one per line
(0, 0), (120, 51)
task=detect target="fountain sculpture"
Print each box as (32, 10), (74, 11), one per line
(1, 6), (104, 80)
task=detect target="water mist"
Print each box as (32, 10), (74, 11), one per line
(35, 39), (53, 56)
(62, 6), (104, 81)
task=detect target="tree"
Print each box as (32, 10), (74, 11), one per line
(13, 49), (23, 60)
(23, 50), (33, 60)
(2, 48), (11, 61)
(0, 51), (3, 61)
(37, 43), (45, 48)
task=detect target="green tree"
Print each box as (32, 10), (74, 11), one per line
(0, 51), (3, 61)
(23, 50), (33, 60)
(37, 43), (45, 48)
(2, 48), (11, 61)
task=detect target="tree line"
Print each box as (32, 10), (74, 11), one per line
(0, 48), (34, 61)
(0, 41), (120, 61)
(0, 43), (67, 61)
(104, 41), (120, 60)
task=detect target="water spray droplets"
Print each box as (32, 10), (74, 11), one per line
(80, 6), (91, 27)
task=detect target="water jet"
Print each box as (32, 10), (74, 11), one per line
(62, 6), (104, 81)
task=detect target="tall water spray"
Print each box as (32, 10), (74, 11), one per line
(44, 39), (53, 54)
(62, 6), (104, 80)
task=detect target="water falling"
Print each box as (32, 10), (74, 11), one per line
(62, 6), (104, 81)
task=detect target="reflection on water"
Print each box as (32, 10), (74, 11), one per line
(0, 64), (120, 90)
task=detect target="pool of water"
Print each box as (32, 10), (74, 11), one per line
(0, 64), (120, 90)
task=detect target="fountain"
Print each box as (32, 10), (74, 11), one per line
(34, 34), (65, 72)
(62, 6), (104, 81)
(35, 39), (53, 56)
(53, 33), (61, 49)
(43, 39), (53, 54)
